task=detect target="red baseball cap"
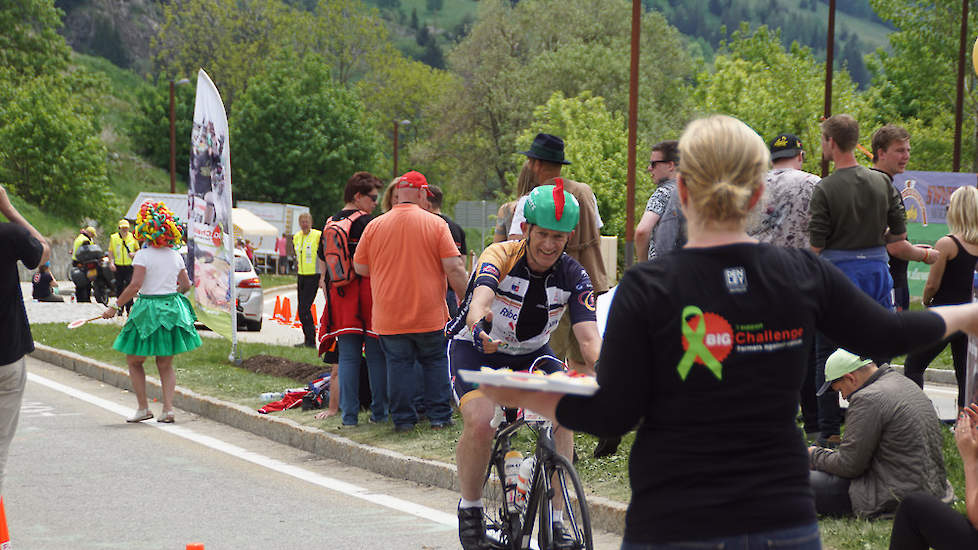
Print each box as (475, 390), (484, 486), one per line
(396, 170), (434, 197)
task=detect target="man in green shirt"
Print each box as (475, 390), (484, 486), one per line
(808, 114), (908, 449)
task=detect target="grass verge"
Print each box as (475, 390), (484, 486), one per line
(259, 274), (297, 290)
(30, 322), (967, 548)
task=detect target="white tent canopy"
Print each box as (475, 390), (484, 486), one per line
(232, 207), (277, 237)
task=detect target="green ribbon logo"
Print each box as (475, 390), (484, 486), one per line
(676, 305), (724, 381)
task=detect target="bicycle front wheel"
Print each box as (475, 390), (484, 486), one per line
(482, 458), (520, 549)
(537, 452), (593, 550)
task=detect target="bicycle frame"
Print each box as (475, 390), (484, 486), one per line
(486, 411), (590, 550)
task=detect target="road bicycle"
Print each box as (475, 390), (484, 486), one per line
(481, 406), (593, 550)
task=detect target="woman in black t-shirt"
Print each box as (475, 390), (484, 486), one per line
(31, 262), (63, 302)
(478, 115), (978, 549)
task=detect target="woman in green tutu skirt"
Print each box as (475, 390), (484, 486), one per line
(101, 201), (201, 423)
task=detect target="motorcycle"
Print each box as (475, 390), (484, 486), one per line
(70, 244), (115, 305)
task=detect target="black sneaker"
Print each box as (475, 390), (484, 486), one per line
(552, 521), (580, 550)
(458, 506), (491, 550)
(593, 435), (622, 459)
(815, 434), (841, 449)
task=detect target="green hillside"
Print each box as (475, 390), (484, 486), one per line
(25, 52), (182, 240)
(647, 0), (892, 87)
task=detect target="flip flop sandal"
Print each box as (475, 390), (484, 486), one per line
(157, 411), (175, 423)
(126, 409), (153, 423)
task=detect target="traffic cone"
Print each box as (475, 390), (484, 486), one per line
(0, 497), (10, 549)
(311, 304), (318, 328)
(272, 295), (282, 321)
(292, 306), (303, 328)
(279, 297), (292, 325)
(186, 544), (205, 550)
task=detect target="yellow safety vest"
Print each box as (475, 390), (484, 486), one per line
(293, 229), (322, 276)
(72, 233), (91, 261)
(109, 232), (138, 266)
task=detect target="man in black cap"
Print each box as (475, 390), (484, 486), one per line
(507, 133), (608, 375)
(747, 133), (822, 438)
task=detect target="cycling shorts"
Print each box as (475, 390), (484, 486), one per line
(448, 339), (565, 408)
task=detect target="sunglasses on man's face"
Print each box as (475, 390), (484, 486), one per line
(648, 160), (670, 169)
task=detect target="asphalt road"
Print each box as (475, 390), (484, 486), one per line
(6, 357), (463, 550)
(7, 357), (624, 550)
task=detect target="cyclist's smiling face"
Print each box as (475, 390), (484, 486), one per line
(522, 223), (571, 273)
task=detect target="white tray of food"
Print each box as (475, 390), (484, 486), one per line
(458, 368), (599, 396)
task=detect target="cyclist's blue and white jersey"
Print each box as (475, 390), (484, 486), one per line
(445, 240), (596, 355)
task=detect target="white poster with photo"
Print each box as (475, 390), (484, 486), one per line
(187, 69), (235, 342)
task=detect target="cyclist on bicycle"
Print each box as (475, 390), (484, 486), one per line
(446, 182), (601, 550)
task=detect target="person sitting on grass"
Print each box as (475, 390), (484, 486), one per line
(809, 349), (952, 517)
(476, 115), (978, 550)
(32, 262), (63, 302)
(888, 403), (978, 549)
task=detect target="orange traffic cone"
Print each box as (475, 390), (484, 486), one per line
(186, 544), (205, 550)
(293, 306), (303, 328)
(272, 295), (282, 321)
(311, 304), (318, 328)
(0, 497), (10, 549)
(279, 297), (292, 325)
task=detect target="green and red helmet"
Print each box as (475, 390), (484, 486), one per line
(523, 179), (580, 233)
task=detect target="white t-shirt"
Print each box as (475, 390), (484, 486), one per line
(133, 247), (185, 295)
(508, 193), (604, 236)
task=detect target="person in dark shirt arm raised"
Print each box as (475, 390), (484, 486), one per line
(478, 115), (978, 549)
(0, 184), (50, 494)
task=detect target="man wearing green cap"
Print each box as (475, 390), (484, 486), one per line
(808, 349), (951, 518)
(446, 183), (601, 550)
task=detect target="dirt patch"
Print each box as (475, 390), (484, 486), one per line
(239, 354), (330, 383)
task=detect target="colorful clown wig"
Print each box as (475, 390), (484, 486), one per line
(134, 201), (184, 248)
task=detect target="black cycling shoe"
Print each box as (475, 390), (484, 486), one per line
(593, 435), (622, 459)
(552, 521), (581, 550)
(458, 506), (491, 550)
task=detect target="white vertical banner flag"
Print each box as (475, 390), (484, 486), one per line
(187, 69), (237, 354)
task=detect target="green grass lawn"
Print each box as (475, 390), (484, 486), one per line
(259, 274), (296, 290)
(30, 322), (968, 548)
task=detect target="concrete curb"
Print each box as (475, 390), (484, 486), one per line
(30, 344), (628, 535)
(888, 363), (957, 386)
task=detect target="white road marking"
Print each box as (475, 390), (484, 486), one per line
(27, 372), (457, 527)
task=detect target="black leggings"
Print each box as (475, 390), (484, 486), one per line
(904, 332), (967, 407)
(889, 492), (978, 550)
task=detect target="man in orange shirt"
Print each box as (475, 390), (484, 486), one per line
(354, 170), (468, 432)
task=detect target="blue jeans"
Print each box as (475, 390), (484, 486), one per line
(337, 333), (388, 425)
(620, 522), (820, 550)
(379, 331), (453, 427)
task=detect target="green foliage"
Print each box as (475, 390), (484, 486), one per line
(866, 0), (978, 171)
(0, 72), (114, 222)
(0, 1), (114, 225)
(231, 55), (382, 223)
(518, 92), (651, 239)
(695, 25), (869, 174)
(129, 77), (196, 184)
(0, 0), (71, 81)
(435, 0), (695, 198)
(153, 0), (294, 108)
